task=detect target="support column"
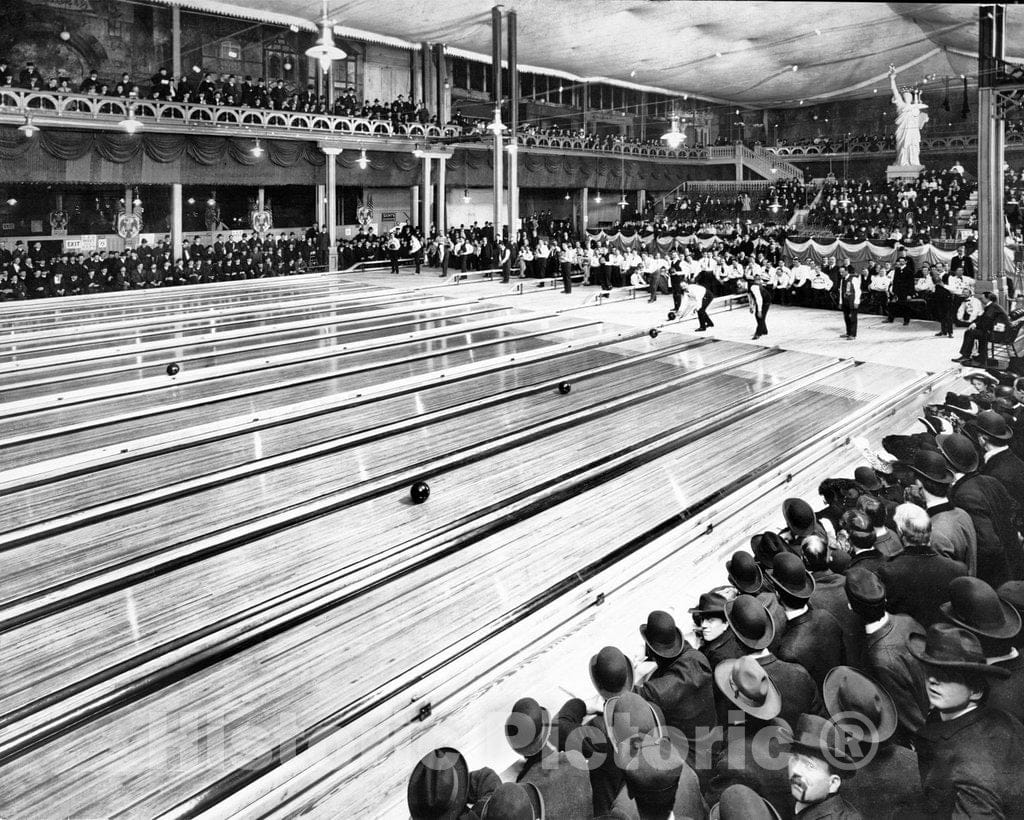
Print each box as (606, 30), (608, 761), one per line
(170, 183), (182, 262)
(435, 44), (448, 125)
(411, 48), (423, 107)
(257, 186), (265, 212)
(978, 4), (1006, 303)
(581, 187), (589, 232)
(315, 184), (326, 228)
(507, 9), (519, 239)
(411, 185), (420, 229)
(638, 189), (646, 215)
(437, 157), (447, 236)
(421, 156), (432, 233)
(171, 6), (181, 78)
(321, 145), (343, 270)
(491, 5), (504, 240)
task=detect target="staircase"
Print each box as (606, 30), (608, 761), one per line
(957, 190), (979, 229)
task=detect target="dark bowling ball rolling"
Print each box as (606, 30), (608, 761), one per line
(166, 363), (180, 376)
(668, 311), (677, 320)
(410, 481), (431, 504)
(649, 328), (660, 339)
(558, 381), (572, 395)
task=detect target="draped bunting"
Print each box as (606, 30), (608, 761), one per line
(586, 230), (722, 251)
(785, 238), (1015, 274)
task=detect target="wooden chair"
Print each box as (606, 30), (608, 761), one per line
(989, 317), (1024, 366)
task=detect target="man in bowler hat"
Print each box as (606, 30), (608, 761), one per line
(723, 595), (821, 730)
(408, 747), (501, 820)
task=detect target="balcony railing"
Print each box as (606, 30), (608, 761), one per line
(0, 88), (462, 142)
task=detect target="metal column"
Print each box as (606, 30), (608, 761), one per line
(170, 183), (182, 262)
(421, 156), (432, 233)
(491, 6), (504, 239)
(507, 9), (519, 239)
(411, 185), (420, 229)
(978, 4), (1006, 302)
(437, 157), (447, 236)
(321, 145), (342, 270)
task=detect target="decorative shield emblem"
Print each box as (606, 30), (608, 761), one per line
(251, 209), (273, 234)
(356, 194), (375, 227)
(49, 210), (69, 230)
(116, 212), (142, 239)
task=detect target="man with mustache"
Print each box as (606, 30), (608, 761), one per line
(783, 714), (862, 818)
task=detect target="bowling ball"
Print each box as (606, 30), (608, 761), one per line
(649, 328), (660, 339)
(558, 381), (572, 395)
(166, 363), (180, 376)
(410, 481), (431, 504)
(668, 311), (677, 320)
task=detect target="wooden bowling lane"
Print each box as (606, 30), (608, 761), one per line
(3, 303), (516, 398)
(0, 340), (757, 639)
(0, 275), (367, 330)
(0, 286), (423, 357)
(295, 369), (957, 820)
(0, 337), (716, 537)
(0, 315), (602, 460)
(0, 352), (836, 753)
(0, 360), (918, 817)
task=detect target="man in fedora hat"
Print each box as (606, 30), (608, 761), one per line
(766, 553), (845, 690)
(878, 504), (969, 628)
(999, 581), (1024, 651)
(909, 623), (1024, 817)
(822, 667), (923, 818)
(636, 610), (717, 759)
(782, 714), (863, 819)
(408, 747), (501, 820)
(553, 647), (634, 817)
(969, 409), (1024, 505)
(939, 576), (1024, 723)
(903, 450), (977, 576)
(724, 595), (821, 730)
(726, 550), (787, 651)
(690, 590), (743, 670)
(844, 568), (928, 746)
(480, 782), (542, 820)
(802, 535), (867, 671)
(711, 785), (784, 820)
(938, 432), (1022, 587)
(505, 698), (593, 820)
(604, 691), (703, 820)
(706, 656), (792, 819)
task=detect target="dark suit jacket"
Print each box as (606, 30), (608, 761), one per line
(776, 606), (846, 690)
(638, 643), (717, 749)
(701, 630), (744, 671)
(975, 301), (1010, 336)
(983, 448), (1024, 508)
(811, 570), (868, 671)
(865, 614), (929, 743)
(553, 698), (624, 818)
(847, 549), (887, 577)
(949, 472), (1022, 586)
(916, 706), (1024, 818)
(989, 653), (1024, 724)
(757, 653), (823, 731)
(794, 793), (863, 820)
(878, 551), (969, 628)
(841, 743), (922, 820)
(706, 722), (794, 820)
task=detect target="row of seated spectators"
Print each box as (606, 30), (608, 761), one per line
(515, 125), (707, 153)
(403, 369), (1024, 819)
(807, 169), (974, 242)
(0, 231), (329, 299)
(0, 59), (434, 122)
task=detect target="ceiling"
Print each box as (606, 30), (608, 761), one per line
(158, 1), (1024, 108)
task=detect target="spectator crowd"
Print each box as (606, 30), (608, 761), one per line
(405, 366), (1024, 819)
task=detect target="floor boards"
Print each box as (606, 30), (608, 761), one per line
(0, 272), (959, 818)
